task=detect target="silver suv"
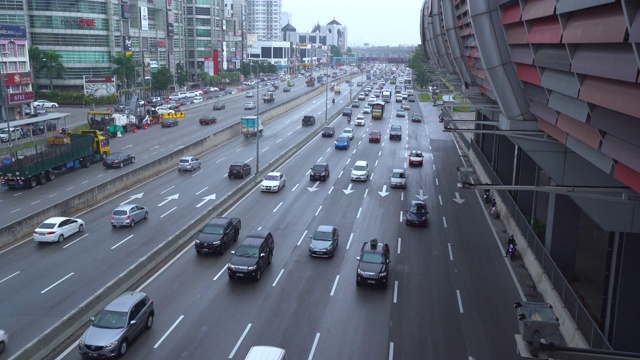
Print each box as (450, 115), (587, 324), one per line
(110, 204), (148, 228)
(78, 291), (154, 358)
(177, 156), (201, 172)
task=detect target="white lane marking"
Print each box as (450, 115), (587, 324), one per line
(297, 230), (308, 246)
(308, 333), (321, 360)
(31, 200), (40, 205)
(160, 185), (175, 194)
(196, 186), (208, 195)
(273, 202), (283, 212)
(0, 271), (20, 284)
(400, 192), (404, 201)
(439, 195), (443, 205)
(81, 180), (89, 184)
(10, 208), (21, 213)
(389, 342), (394, 360)
(433, 164), (436, 171)
(357, 207), (362, 218)
(456, 290), (464, 313)
(315, 206), (322, 216)
(66, 187), (74, 191)
(228, 323), (252, 358)
(276, 139), (282, 143)
(63, 233), (89, 248)
(272, 269), (284, 287)
(443, 216), (447, 228)
(292, 183), (299, 191)
(375, 160), (379, 166)
(41, 272), (74, 293)
(338, 170), (343, 177)
(328, 186), (334, 194)
(261, 147), (269, 152)
(153, 315), (184, 348)
(213, 265), (228, 280)
(364, 189), (368, 197)
(399, 211), (403, 222)
(346, 233), (354, 249)
(330, 275), (339, 296)
(215, 157), (226, 163)
(397, 237), (401, 254)
(48, 193), (56, 198)
(448, 243), (454, 260)
(111, 235), (134, 249)
(161, 206), (177, 217)
(393, 281), (399, 303)
(436, 178), (439, 186)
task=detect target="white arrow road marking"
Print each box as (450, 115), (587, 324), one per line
(453, 192), (466, 204)
(158, 194), (179, 206)
(196, 194), (216, 208)
(119, 192), (144, 205)
(415, 189), (428, 201)
(307, 181), (320, 192)
(343, 183), (354, 194)
(378, 185), (389, 197)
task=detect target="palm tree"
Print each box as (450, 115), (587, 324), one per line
(40, 50), (66, 91)
(111, 52), (137, 90)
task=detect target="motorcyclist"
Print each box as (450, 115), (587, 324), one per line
(505, 235), (516, 257)
(347, 114), (351, 124)
(332, 98), (335, 105)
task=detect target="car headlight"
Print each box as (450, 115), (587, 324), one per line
(104, 339), (118, 349)
(212, 241), (220, 245)
(227, 263), (236, 270)
(379, 271), (388, 277)
(309, 244), (317, 251)
(79, 338), (84, 346)
(247, 265), (257, 271)
(195, 239), (201, 244)
(357, 268), (366, 276)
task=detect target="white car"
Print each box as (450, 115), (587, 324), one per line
(208, 87), (219, 92)
(178, 91), (189, 98)
(0, 329), (6, 355)
(362, 105), (372, 114)
(244, 102), (256, 110)
(192, 96), (203, 103)
(169, 93), (181, 101)
(187, 91), (197, 98)
(33, 217), (85, 243)
(155, 106), (175, 115)
(350, 160), (370, 181)
(32, 100), (58, 108)
(0, 127), (22, 142)
(261, 172), (286, 192)
(341, 127), (354, 140)
(246, 91), (254, 98)
(354, 115), (366, 126)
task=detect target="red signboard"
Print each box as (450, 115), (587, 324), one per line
(212, 49), (220, 75)
(2, 72), (33, 86)
(8, 91), (35, 104)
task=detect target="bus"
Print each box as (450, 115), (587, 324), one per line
(371, 101), (385, 120)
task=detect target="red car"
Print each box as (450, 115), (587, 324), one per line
(408, 150), (424, 166)
(369, 130), (382, 143)
(199, 116), (217, 125)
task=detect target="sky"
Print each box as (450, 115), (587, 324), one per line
(281, 0), (424, 47)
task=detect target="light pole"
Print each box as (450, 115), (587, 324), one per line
(324, 64), (329, 123)
(255, 60), (260, 175)
(1, 50), (12, 148)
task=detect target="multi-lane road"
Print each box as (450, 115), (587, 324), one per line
(2, 75), (540, 359)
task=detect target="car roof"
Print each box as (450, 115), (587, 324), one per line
(410, 200), (426, 206)
(42, 217), (70, 223)
(242, 231), (272, 246)
(314, 162), (328, 166)
(104, 291), (148, 311)
(113, 204), (140, 210)
(316, 225), (335, 233)
(231, 162), (247, 166)
(266, 172), (281, 176)
(392, 168), (405, 173)
(354, 160), (368, 165)
(179, 156), (196, 160)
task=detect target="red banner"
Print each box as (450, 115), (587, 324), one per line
(8, 91), (35, 104)
(213, 49), (219, 75)
(2, 72), (32, 86)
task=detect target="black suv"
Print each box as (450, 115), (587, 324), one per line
(411, 113), (422, 122)
(310, 162), (330, 181)
(405, 200), (428, 227)
(228, 231), (274, 281)
(322, 126), (335, 137)
(356, 239), (391, 288)
(390, 125), (402, 140)
(228, 162), (251, 179)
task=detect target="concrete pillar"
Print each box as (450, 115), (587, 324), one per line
(515, 149), (537, 218)
(610, 232), (640, 352)
(495, 135), (515, 185)
(544, 193), (580, 281)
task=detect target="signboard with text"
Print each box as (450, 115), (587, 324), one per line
(0, 25), (27, 39)
(2, 72), (32, 86)
(83, 75), (117, 96)
(8, 91), (35, 104)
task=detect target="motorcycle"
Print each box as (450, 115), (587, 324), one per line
(483, 189), (491, 204)
(507, 243), (517, 261)
(489, 204), (499, 219)
(20, 128), (31, 138)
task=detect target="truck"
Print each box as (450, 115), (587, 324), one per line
(241, 116), (263, 138)
(0, 131), (110, 189)
(371, 101), (385, 120)
(306, 76), (316, 87)
(194, 217), (242, 255)
(262, 92), (275, 103)
(317, 75), (325, 85)
(302, 115), (316, 126)
(331, 83), (341, 94)
(381, 90), (392, 103)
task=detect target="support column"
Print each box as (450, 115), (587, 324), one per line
(515, 149), (537, 218)
(609, 232), (640, 352)
(544, 193), (580, 281)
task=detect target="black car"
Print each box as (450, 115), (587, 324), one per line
(103, 152), (135, 168)
(405, 200), (428, 227)
(342, 108), (352, 116)
(310, 162), (330, 181)
(411, 113), (423, 122)
(228, 231), (274, 281)
(283, 86), (291, 92)
(213, 102), (226, 110)
(390, 125), (402, 140)
(228, 162), (251, 179)
(322, 126), (335, 137)
(356, 238), (391, 288)
(160, 118), (179, 127)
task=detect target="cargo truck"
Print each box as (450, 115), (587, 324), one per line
(241, 116), (263, 138)
(0, 131), (110, 189)
(262, 92), (275, 103)
(306, 76), (316, 87)
(371, 101), (385, 120)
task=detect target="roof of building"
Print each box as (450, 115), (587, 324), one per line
(327, 18), (342, 26)
(281, 22), (296, 32)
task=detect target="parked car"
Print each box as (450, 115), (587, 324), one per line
(33, 217), (85, 243)
(261, 172), (286, 192)
(310, 162), (330, 181)
(322, 126), (335, 137)
(192, 96), (203, 103)
(32, 100), (58, 108)
(0, 127), (22, 142)
(160, 117), (179, 127)
(78, 291), (154, 358)
(309, 225), (339, 257)
(212, 102), (226, 110)
(227, 231), (275, 281)
(177, 156), (201, 172)
(103, 152), (136, 169)
(228, 162), (252, 179)
(169, 93), (181, 101)
(199, 116), (217, 125)
(110, 204), (148, 228)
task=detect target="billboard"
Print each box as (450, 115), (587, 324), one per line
(140, 6), (149, 31)
(83, 75), (117, 96)
(0, 25), (27, 39)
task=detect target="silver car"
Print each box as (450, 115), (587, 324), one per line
(78, 291), (154, 358)
(177, 156), (201, 172)
(110, 204), (148, 228)
(309, 225), (339, 257)
(389, 169), (407, 189)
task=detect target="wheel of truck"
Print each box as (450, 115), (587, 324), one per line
(28, 177), (37, 189)
(81, 157), (90, 168)
(45, 170), (55, 182)
(37, 173), (46, 185)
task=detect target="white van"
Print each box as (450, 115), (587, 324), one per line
(244, 346), (286, 360)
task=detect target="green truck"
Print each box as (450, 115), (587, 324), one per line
(0, 132), (110, 189)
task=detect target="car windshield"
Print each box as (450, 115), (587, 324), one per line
(410, 204), (426, 213)
(371, 132), (380, 136)
(323, 127), (333, 132)
(411, 152), (422, 157)
(234, 245), (259, 258)
(313, 231), (332, 241)
(361, 251), (385, 264)
(265, 175), (280, 181)
(312, 165), (325, 171)
(392, 172), (405, 178)
(92, 310), (128, 329)
(354, 165), (367, 171)
(391, 126), (401, 131)
(38, 222), (57, 229)
(202, 225), (223, 235)
(337, 136), (348, 142)
(344, 129), (352, 133)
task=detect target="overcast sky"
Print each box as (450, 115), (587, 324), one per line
(281, 0), (424, 47)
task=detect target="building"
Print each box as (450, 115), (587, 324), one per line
(0, 25), (34, 122)
(421, 0), (640, 353)
(246, 0), (281, 41)
(181, 0), (224, 81)
(223, 0), (247, 72)
(247, 41), (292, 71)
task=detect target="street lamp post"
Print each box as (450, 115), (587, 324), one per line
(255, 60), (260, 175)
(324, 65), (329, 123)
(1, 50), (12, 149)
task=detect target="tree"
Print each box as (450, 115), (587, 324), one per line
(345, 47), (354, 56)
(151, 66), (173, 91)
(28, 46), (47, 91)
(175, 62), (188, 88)
(40, 50), (66, 91)
(330, 45), (343, 59)
(408, 47), (430, 88)
(111, 52), (137, 90)
(198, 71), (210, 86)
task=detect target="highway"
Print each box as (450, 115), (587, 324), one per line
(44, 79), (532, 359)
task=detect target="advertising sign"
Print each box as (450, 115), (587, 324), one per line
(167, 11), (174, 37)
(212, 49), (220, 75)
(8, 92), (35, 104)
(140, 6), (149, 31)
(2, 72), (33, 86)
(83, 75), (117, 96)
(123, 36), (132, 51)
(122, 4), (131, 19)
(0, 25), (27, 39)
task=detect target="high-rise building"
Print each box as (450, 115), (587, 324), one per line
(246, 0), (281, 41)
(223, 0), (247, 71)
